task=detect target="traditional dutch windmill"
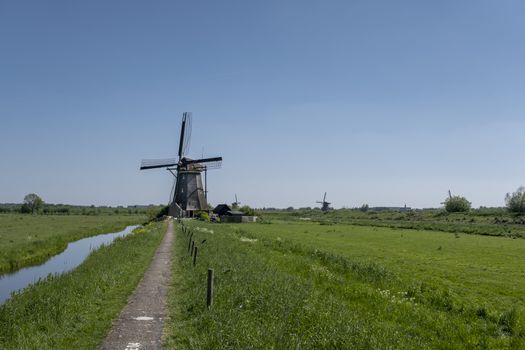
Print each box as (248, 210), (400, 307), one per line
(140, 112), (222, 218)
(316, 192), (331, 212)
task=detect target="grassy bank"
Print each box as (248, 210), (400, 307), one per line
(166, 221), (524, 349)
(0, 221), (165, 349)
(0, 214), (146, 274)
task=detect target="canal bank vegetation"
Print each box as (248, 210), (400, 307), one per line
(166, 221), (524, 349)
(0, 214), (147, 274)
(0, 222), (165, 349)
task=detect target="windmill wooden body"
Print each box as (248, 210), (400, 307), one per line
(140, 112), (222, 218)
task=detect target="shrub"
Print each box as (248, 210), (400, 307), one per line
(20, 204), (31, 214)
(146, 205), (168, 221)
(505, 186), (525, 214)
(157, 205), (169, 218)
(240, 205), (256, 216)
(444, 196), (471, 213)
(198, 212), (210, 221)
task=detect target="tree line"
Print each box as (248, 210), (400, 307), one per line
(443, 186), (525, 214)
(3, 187), (525, 216)
(0, 193), (162, 215)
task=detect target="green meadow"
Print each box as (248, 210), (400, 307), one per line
(263, 208), (525, 238)
(167, 220), (525, 349)
(2, 213), (524, 349)
(0, 214), (146, 273)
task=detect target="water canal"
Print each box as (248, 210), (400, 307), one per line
(0, 225), (139, 304)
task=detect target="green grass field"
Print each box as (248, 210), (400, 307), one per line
(166, 220), (525, 349)
(262, 208), (525, 238)
(0, 222), (165, 349)
(0, 214), (147, 273)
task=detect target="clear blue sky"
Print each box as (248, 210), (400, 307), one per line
(1, 1), (524, 209)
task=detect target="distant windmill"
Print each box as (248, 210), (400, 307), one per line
(140, 112), (223, 218)
(232, 194), (241, 209)
(316, 192), (331, 212)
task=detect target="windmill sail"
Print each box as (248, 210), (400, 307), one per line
(178, 112), (192, 158)
(140, 158), (178, 170)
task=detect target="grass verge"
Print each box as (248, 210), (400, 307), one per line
(0, 222), (165, 349)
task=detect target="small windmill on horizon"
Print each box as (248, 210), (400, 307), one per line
(140, 112), (222, 218)
(232, 194), (241, 209)
(316, 192), (331, 212)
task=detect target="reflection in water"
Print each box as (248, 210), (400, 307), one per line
(0, 225), (139, 305)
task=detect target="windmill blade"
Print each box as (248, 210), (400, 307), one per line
(178, 112), (192, 158)
(178, 112), (192, 159)
(140, 158), (178, 170)
(192, 160), (222, 171)
(182, 112), (192, 157)
(184, 156), (222, 165)
(323, 192), (327, 202)
(177, 116), (186, 158)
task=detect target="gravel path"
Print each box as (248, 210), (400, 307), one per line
(100, 220), (174, 350)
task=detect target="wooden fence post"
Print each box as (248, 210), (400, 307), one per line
(193, 247), (198, 266)
(207, 269), (214, 307)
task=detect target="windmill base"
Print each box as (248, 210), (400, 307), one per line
(168, 202), (210, 218)
(169, 202), (185, 218)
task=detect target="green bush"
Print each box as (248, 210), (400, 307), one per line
(146, 205), (168, 221)
(444, 196), (471, 213)
(240, 205), (256, 216)
(20, 203), (31, 214)
(505, 187), (525, 214)
(197, 212), (210, 221)
(157, 205), (169, 218)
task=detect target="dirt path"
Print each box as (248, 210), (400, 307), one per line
(100, 220), (174, 350)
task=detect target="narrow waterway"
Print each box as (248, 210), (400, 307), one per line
(0, 225), (139, 305)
